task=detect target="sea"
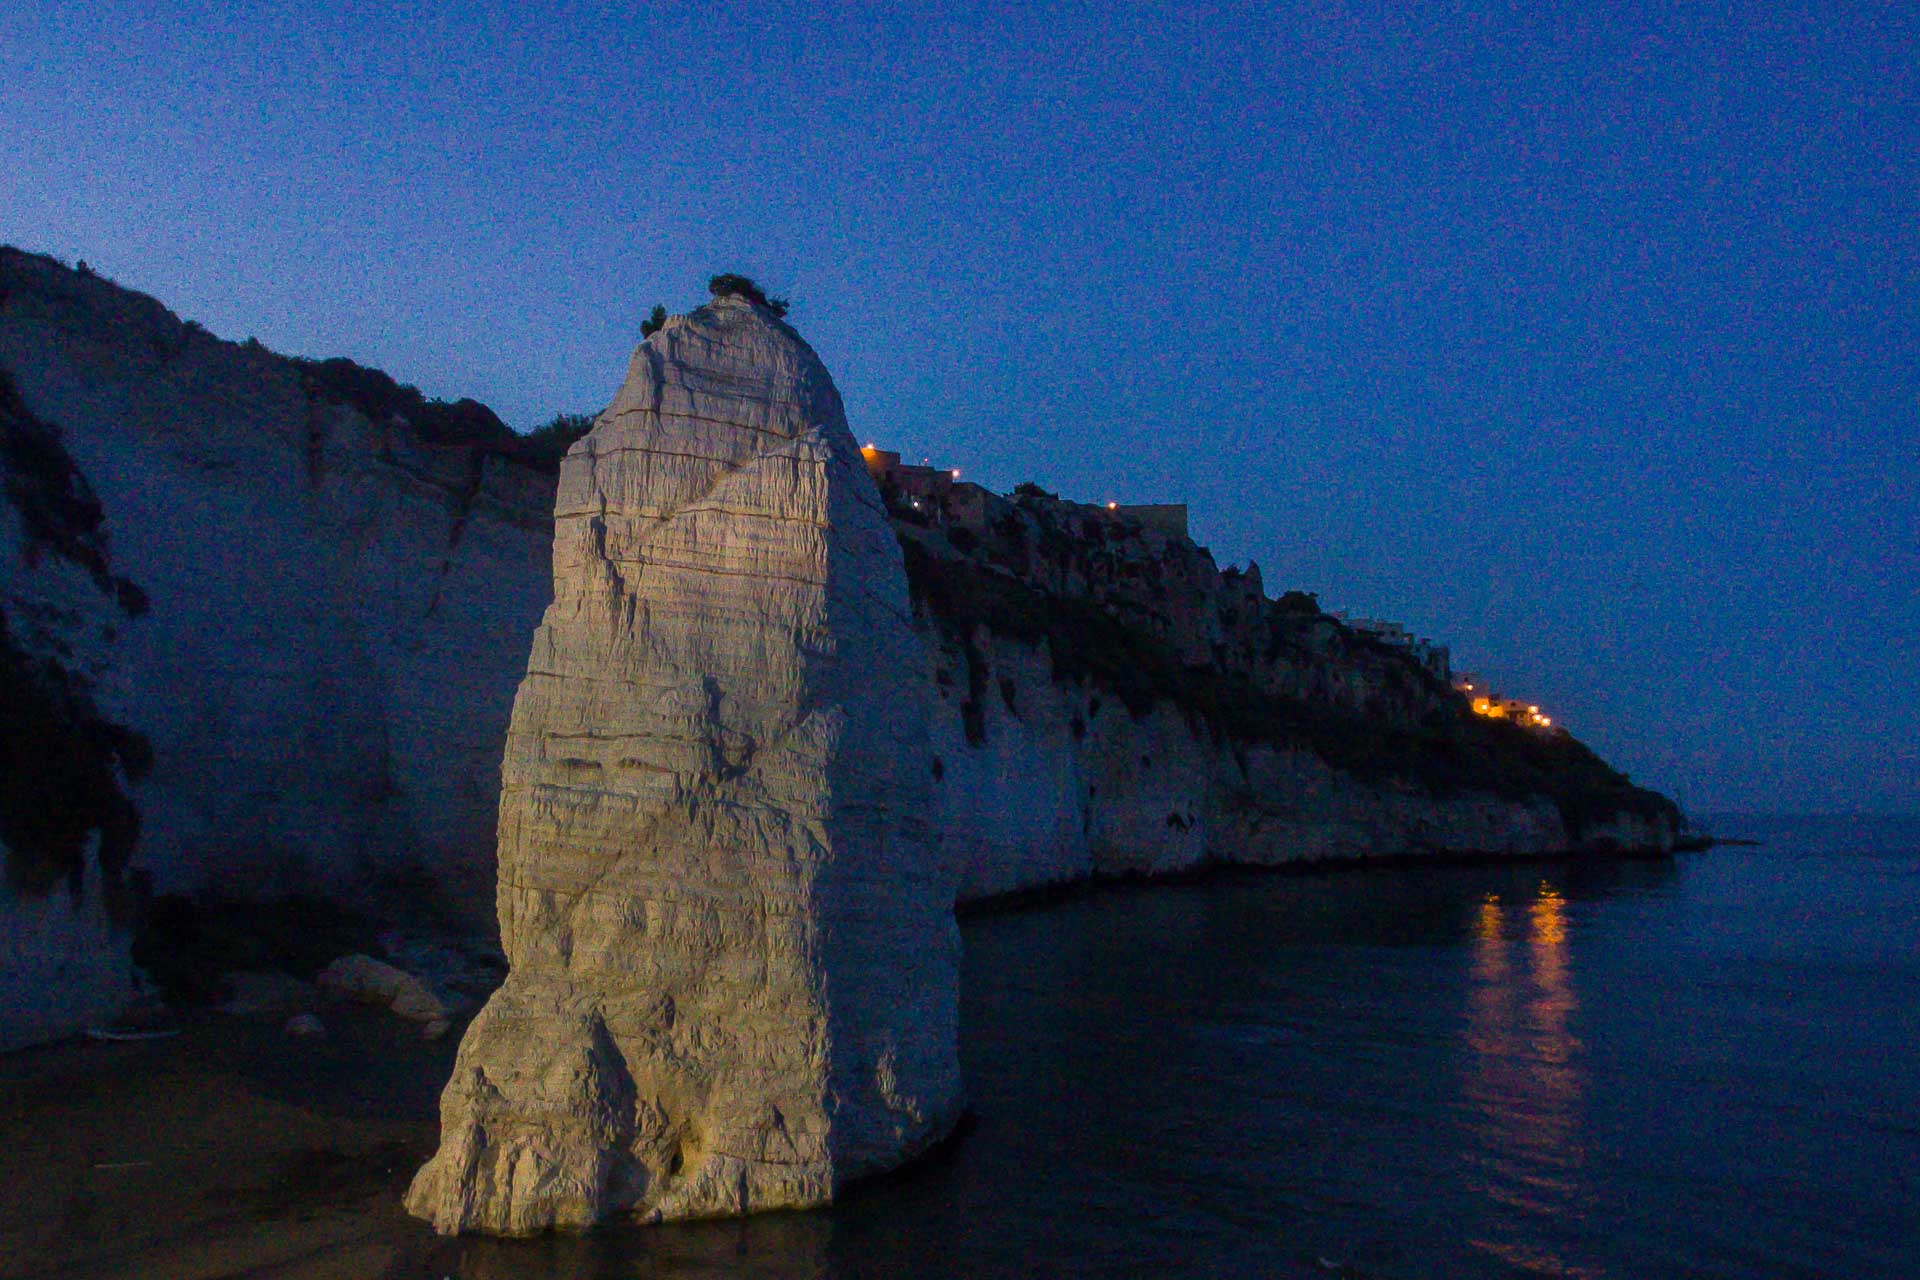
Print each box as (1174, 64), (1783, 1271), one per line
(437, 814), (1919, 1279)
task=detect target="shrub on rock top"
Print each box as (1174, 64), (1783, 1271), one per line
(707, 273), (789, 318)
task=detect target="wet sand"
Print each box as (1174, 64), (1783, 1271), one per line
(0, 1004), (843, 1280)
(0, 1004), (460, 1280)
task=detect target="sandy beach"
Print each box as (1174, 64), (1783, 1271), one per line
(0, 1004), (457, 1280)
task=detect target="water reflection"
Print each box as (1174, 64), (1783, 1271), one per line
(1461, 883), (1593, 1277)
(397, 1208), (834, 1280)
(26, 841), (1913, 1278)
(375, 860), (1684, 1280)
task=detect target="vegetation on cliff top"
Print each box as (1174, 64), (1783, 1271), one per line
(0, 247), (589, 475)
(899, 536), (1676, 835)
(291, 357), (589, 472)
(523, 412), (595, 458)
(708, 273), (790, 317)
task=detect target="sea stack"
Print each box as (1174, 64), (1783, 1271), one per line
(405, 289), (962, 1234)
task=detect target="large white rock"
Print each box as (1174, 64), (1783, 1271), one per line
(406, 294), (963, 1234)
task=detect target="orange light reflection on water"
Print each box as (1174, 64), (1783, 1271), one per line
(1460, 884), (1592, 1277)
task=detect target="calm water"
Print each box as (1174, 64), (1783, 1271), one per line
(440, 816), (1920, 1279)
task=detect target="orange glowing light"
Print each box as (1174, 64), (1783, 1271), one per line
(1530, 887), (1568, 948)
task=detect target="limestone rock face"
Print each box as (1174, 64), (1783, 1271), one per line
(1, 359), (146, 1048)
(406, 296), (962, 1235)
(0, 248), (555, 929)
(919, 624), (1674, 900)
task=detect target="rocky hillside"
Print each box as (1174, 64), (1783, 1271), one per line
(887, 473), (1678, 899)
(0, 253), (1678, 1050)
(0, 249), (561, 1046)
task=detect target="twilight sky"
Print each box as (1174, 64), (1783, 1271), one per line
(3, 1), (1915, 815)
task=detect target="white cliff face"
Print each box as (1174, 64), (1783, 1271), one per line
(0, 854), (130, 1050)
(1209, 742), (1569, 863)
(926, 629), (1215, 898)
(928, 632), (1094, 897)
(405, 296), (963, 1234)
(0, 251), (554, 917)
(0, 454), (140, 1048)
(0, 322), (154, 1046)
(924, 629), (1672, 901)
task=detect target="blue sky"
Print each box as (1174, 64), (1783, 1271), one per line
(4, 1), (1915, 813)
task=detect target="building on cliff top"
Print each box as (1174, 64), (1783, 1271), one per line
(862, 437), (1484, 697)
(861, 443), (957, 509)
(1334, 613), (1452, 683)
(1453, 674), (1556, 731)
(861, 442), (1188, 538)
(1106, 503), (1188, 537)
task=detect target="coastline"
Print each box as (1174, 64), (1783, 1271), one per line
(3, 828), (1850, 1280)
(956, 838), (1686, 918)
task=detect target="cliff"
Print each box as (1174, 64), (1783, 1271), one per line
(0, 359), (150, 1045)
(0, 253), (1678, 1054)
(891, 478), (1678, 898)
(0, 249), (559, 1047)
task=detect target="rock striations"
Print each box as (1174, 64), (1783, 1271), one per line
(405, 295), (963, 1233)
